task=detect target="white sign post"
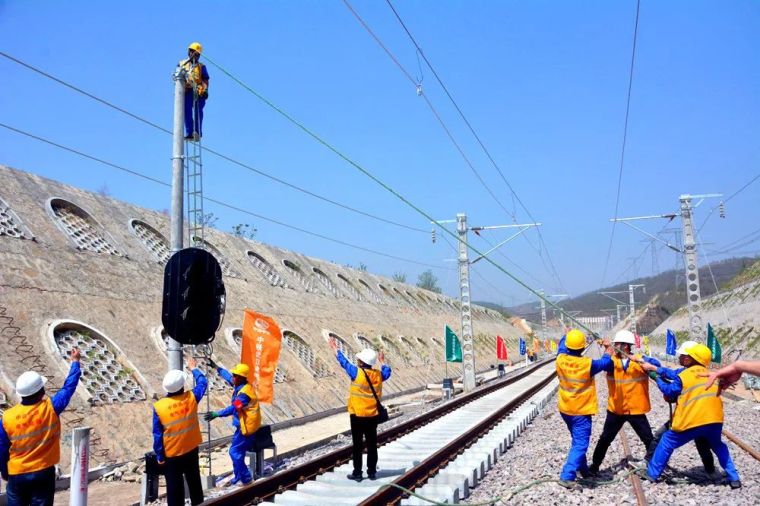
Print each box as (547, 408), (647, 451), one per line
(70, 427), (91, 506)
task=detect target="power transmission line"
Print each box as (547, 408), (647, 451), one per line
(187, 52), (605, 336)
(0, 122), (449, 271)
(0, 51), (426, 234)
(343, 0), (567, 293)
(698, 169), (760, 233)
(599, 0), (642, 287)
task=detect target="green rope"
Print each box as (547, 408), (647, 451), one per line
(201, 53), (598, 337)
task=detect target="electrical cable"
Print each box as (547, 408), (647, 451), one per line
(0, 50), (427, 234)
(599, 0), (642, 287)
(383, 0), (567, 294)
(175, 52), (603, 336)
(0, 122), (449, 271)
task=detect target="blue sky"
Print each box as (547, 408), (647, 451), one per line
(2, 1), (759, 307)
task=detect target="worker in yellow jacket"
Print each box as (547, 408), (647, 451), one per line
(640, 343), (741, 489)
(205, 362), (261, 486)
(555, 329), (611, 489)
(329, 337), (391, 482)
(589, 330), (660, 474)
(178, 42), (209, 141)
(0, 348), (81, 506)
(153, 357), (207, 506)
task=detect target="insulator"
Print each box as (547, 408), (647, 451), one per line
(431, 229), (436, 243)
(719, 201), (726, 218)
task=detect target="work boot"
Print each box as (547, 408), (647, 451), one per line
(347, 471), (363, 482)
(705, 469), (722, 481)
(558, 479), (581, 491)
(367, 470), (377, 480)
(636, 469), (658, 483)
(729, 480), (742, 489)
(586, 465), (599, 477)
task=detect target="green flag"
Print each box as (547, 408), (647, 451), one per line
(445, 325), (463, 363)
(706, 323), (722, 364)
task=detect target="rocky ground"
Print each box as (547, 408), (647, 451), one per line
(466, 366), (760, 505)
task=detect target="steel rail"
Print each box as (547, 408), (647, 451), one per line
(619, 431), (648, 506)
(359, 369), (558, 505)
(201, 358), (554, 505)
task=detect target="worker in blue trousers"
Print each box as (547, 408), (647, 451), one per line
(639, 343), (741, 489)
(178, 42), (209, 141)
(205, 362), (261, 486)
(555, 329), (612, 489)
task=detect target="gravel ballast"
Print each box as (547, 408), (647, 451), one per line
(466, 359), (760, 505)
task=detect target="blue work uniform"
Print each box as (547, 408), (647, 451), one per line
(558, 347), (611, 481)
(216, 367), (257, 484)
(182, 62), (209, 138)
(0, 362), (81, 505)
(646, 365), (740, 481)
(151, 368), (208, 462)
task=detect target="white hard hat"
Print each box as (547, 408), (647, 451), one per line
(16, 371), (47, 397)
(162, 370), (186, 394)
(676, 340), (698, 356)
(613, 330), (636, 345)
(355, 349), (377, 366)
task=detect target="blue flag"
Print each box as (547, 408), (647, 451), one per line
(666, 329), (677, 356)
(558, 335), (566, 355)
(519, 337), (526, 356)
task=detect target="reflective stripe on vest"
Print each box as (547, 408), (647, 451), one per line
(237, 384), (261, 437)
(606, 355), (651, 415)
(1, 398), (60, 475)
(348, 368), (382, 417)
(178, 59), (206, 94)
(556, 354), (597, 416)
(154, 392), (202, 458)
(672, 365), (723, 432)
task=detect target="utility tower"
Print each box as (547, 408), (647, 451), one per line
(610, 193), (721, 342)
(628, 284), (645, 334)
(539, 290), (567, 338)
(434, 214), (540, 391)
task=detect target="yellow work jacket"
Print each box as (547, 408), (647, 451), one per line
(606, 355), (650, 415)
(2, 398), (61, 475)
(178, 58), (207, 96)
(348, 368), (383, 417)
(154, 392), (202, 458)
(672, 365), (723, 432)
(237, 384), (261, 437)
(556, 354), (597, 416)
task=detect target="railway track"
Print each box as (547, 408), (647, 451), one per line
(202, 359), (558, 505)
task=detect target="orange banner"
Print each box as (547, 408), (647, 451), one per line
(532, 337), (540, 354)
(241, 309), (282, 404)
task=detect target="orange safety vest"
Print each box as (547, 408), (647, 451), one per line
(178, 59), (207, 96)
(154, 392), (202, 458)
(606, 355), (650, 415)
(348, 368), (383, 417)
(556, 354), (597, 416)
(1, 398), (61, 475)
(237, 384), (261, 437)
(672, 365), (723, 432)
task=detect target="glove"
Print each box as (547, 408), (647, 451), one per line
(648, 371), (658, 380)
(207, 358), (218, 369)
(204, 411), (218, 421)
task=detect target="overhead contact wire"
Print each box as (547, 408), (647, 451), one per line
(0, 51), (426, 234)
(0, 123), (448, 271)
(200, 56), (601, 337)
(599, 0), (642, 287)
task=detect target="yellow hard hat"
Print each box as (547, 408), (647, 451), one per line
(188, 42), (203, 54)
(230, 363), (250, 377)
(687, 343), (711, 367)
(565, 329), (586, 350)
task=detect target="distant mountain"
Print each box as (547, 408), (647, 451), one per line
(505, 256), (758, 321)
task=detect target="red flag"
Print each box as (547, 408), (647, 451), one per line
(634, 333), (641, 348)
(496, 335), (508, 360)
